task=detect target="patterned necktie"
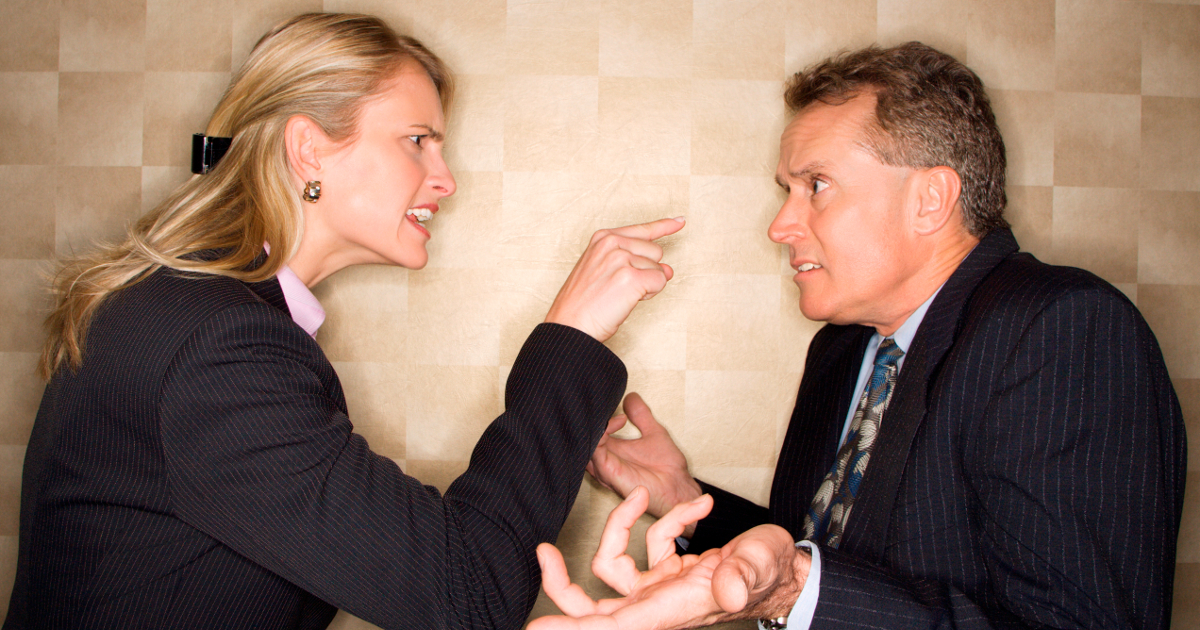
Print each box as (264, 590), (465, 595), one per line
(803, 338), (904, 548)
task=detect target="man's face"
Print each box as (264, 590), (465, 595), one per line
(769, 94), (926, 335)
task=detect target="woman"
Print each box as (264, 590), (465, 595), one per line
(6, 13), (682, 630)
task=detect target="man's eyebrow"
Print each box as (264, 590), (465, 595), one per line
(775, 162), (829, 188)
(411, 123), (444, 141)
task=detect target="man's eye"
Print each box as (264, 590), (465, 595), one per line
(811, 179), (828, 195)
(407, 135), (426, 147)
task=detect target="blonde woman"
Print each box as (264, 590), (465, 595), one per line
(6, 13), (682, 630)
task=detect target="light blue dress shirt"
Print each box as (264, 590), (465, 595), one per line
(779, 285), (942, 630)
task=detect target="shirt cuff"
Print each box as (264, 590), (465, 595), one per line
(758, 540), (820, 630)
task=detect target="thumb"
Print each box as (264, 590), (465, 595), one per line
(710, 555), (754, 613)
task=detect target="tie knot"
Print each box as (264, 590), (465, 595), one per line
(875, 338), (904, 368)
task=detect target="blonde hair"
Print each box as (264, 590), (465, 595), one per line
(40, 13), (453, 379)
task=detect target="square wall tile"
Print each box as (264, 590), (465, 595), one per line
(1005, 186), (1053, 260)
(0, 261), (51, 354)
(0, 0), (59, 71)
(1141, 96), (1200, 192)
(680, 369), (795, 467)
(1, 166), (56, 259)
(58, 72), (143, 167)
(407, 268), (504, 366)
(595, 77), (692, 176)
(0, 536), (15, 620)
(332, 361), (406, 459)
(876, 0), (969, 61)
(1143, 3), (1200, 97)
(691, 79), (788, 177)
(617, 369), (687, 437)
(1138, 191), (1200, 285)
(1054, 93), (1140, 188)
(423, 171), (503, 270)
(231, 0), (323, 70)
(991, 89), (1055, 187)
(0, 73), (58, 165)
(505, 0), (599, 76)
(692, 0), (785, 81)
(443, 74), (505, 173)
(140, 166), (191, 214)
(502, 76), (598, 173)
(59, 0), (145, 72)
(0, 447), (23, 535)
(784, 0), (877, 74)
(409, 0), (506, 76)
(1138, 285), (1200, 379)
(143, 72), (230, 167)
(1049, 187), (1140, 285)
(313, 264), (409, 364)
(498, 171), (614, 270)
(146, 0), (233, 72)
(1176, 379), (1199, 472)
(1181, 471), (1200, 562)
(605, 286), (689, 372)
(684, 175), (782, 275)
(0, 353), (42, 445)
(690, 465), (775, 507)
(1055, 0), (1142, 94)
(402, 460), (468, 497)
(599, 0), (692, 78)
(683, 273), (781, 372)
(967, 0), (1055, 92)
(1175, 563), (1200, 630)
(405, 365), (500, 461)
(322, 0), (416, 34)
(55, 167), (141, 256)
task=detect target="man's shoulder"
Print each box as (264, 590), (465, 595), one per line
(974, 252), (1136, 321)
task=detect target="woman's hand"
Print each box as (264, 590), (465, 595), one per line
(545, 217), (685, 342)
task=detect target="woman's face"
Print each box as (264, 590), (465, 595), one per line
(296, 63), (456, 282)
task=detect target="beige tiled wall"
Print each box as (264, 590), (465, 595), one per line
(1, 1), (1197, 629)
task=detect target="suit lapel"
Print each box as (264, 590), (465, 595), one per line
(770, 325), (872, 537)
(838, 229), (1019, 562)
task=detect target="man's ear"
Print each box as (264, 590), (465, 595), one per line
(284, 115), (326, 182)
(911, 166), (962, 236)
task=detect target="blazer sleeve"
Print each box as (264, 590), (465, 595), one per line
(156, 304), (626, 630)
(813, 285), (1186, 629)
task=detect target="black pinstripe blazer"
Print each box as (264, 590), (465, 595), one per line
(690, 229), (1186, 629)
(5, 267), (626, 630)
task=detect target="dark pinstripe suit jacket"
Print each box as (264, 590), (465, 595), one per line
(6, 267), (626, 630)
(690, 229), (1186, 629)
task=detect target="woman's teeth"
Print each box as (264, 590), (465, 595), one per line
(406, 208), (433, 223)
(798, 263), (822, 272)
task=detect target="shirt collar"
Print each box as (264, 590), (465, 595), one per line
(262, 243), (325, 338)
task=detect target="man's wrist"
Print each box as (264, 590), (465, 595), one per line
(748, 542), (811, 623)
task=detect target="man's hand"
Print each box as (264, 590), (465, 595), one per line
(545, 218), (685, 342)
(530, 487), (810, 630)
(588, 393), (702, 527)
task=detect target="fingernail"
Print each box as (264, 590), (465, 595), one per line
(672, 216), (686, 223)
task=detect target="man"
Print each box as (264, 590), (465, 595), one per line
(531, 42), (1186, 630)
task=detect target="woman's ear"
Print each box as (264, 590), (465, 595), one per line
(912, 166), (963, 236)
(284, 115), (326, 182)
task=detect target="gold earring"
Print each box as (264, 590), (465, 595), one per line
(301, 180), (321, 203)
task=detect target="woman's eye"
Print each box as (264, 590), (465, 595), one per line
(407, 135), (426, 147)
(811, 179), (828, 195)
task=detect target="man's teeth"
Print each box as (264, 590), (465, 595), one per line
(406, 208), (433, 222)
(798, 263), (822, 272)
